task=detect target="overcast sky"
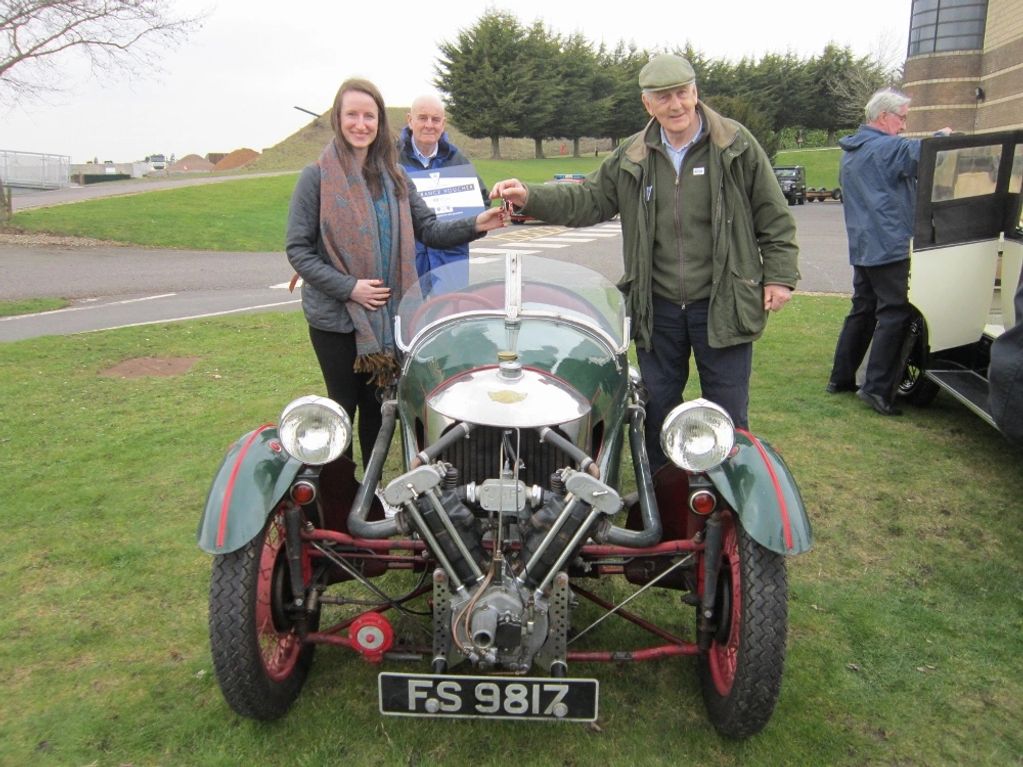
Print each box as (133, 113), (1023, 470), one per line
(1, 0), (912, 164)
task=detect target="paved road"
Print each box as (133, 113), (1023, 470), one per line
(0, 201), (850, 342)
(9, 171), (295, 212)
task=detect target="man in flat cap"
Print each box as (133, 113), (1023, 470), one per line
(491, 54), (799, 471)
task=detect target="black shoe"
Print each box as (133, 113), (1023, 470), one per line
(857, 389), (902, 416)
(825, 380), (859, 394)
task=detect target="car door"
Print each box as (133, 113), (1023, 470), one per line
(910, 129), (1023, 354)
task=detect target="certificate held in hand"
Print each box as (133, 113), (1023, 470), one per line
(405, 164), (486, 221)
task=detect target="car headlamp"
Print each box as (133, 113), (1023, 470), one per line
(659, 399), (735, 472)
(278, 395), (351, 465)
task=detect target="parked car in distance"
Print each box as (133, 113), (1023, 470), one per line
(805, 186), (842, 203)
(510, 173), (587, 223)
(897, 129), (1023, 436)
(772, 165), (806, 205)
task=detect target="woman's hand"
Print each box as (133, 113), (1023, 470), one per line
(474, 205), (508, 232)
(351, 278), (391, 310)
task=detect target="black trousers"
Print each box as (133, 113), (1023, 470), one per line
(308, 326), (381, 469)
(829, 259), (911, 401)
(637, 297), (753, 473)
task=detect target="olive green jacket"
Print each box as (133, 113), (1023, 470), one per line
(521, 103), (800, 349)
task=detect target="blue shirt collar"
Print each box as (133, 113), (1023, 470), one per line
(411, 138), (439, 168)
(659, 115), (703, 174)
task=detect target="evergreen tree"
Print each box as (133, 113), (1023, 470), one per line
(434, 11), (528, 159)
(702, 94), (781, 161)
(513, 22), (562, 159)
(555, 33), (608, 157)
(806, 44), (869, 142)
(600, 42), (649, 147)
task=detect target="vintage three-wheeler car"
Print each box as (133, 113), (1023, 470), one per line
(898, 129), (1023, 432)
(198, 253), (812, 737)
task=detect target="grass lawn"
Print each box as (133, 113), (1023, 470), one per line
(1, 297), (1021, 766)
(6, 157), (607, 252)
(775, 147), (842, 189)
(7, 149), (844, 252)
(0, 297), (69, 317)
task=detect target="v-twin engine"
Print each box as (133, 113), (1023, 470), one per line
(383, 461), (621, 673)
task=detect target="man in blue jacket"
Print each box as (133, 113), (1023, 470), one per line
(827, 88), (950, 416)
(397, 94), (488, 288)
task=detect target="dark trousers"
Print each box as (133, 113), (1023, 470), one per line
(829, 259), (911, 402)
(308, 326), (382, 469)
(637, 298), (753, 472)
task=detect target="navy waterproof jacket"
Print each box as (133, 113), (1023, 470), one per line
(396, 127), (488, 279)
(839, 125), (922, 267)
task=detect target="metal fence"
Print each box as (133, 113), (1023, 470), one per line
(0, 149), (71, 189)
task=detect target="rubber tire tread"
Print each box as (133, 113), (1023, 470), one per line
(208, 523), (316, 720)
(898, 316), (940, 406)
(698, 518), (788, 739)
(900, 372), (940, 406)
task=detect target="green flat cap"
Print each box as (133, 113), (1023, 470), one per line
(638, 54), (696, 91)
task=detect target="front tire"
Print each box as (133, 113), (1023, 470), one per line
(209, 507), (318, 720)
(698, 510), (788, 738)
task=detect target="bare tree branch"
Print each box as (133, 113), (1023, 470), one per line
(0, 1), (202, 214)
(0, 0), (202, 101)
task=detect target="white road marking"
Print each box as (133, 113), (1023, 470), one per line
(494, 242), (570, 249)
(470, 248), (542, 255)
(508, 242), (572, 249)
(0, 293), (177, 321)
(82, 299), (301, 333)
(524, 238), (592, 245)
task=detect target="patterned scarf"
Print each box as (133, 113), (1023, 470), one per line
(317, 140), (417, 386)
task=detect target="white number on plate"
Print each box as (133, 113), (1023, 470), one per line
(474, 682), (569, 715)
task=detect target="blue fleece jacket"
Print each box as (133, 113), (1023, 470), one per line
(839, 125), (922, 267)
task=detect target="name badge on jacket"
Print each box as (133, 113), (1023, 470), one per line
(693, 167), (706, 176)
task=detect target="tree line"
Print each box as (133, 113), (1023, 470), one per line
(434, 11), (899, 160)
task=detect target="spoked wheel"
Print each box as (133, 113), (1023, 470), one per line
(209, 507), (319, 720)
(698, 509), (788, 738)
(897, 314), (939, 406)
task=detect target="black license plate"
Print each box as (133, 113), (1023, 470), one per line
(379, 672), (598, 721)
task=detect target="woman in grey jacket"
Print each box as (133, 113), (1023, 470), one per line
(286, 78), (504, 467)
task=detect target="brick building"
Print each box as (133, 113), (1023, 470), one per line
(902, 0), (1022, 135)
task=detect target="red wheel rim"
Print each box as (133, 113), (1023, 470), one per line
(254, 512), (302, 681)
(708, 512), (741, 695)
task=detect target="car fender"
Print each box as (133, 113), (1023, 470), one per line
(705, 430), (812, 555)
(197, 424), (302, 554)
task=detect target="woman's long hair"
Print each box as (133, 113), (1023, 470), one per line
(330, 78), (408, 199)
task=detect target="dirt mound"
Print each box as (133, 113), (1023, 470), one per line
(246, 114), (335, 172)
(169, 154), (214, 172)
(214, 148), (260, 171)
